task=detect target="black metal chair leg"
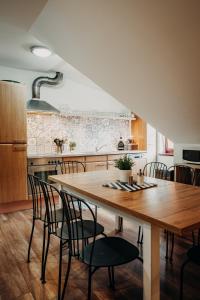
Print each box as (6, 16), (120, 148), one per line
(94, 205), (98, 220)
(61, 254), (72, 300)
(165, 230), (169, 259)
(40, 223), (46, 281)
(137, 226), (141, 244)
(180, 259), (190, 300)
(192, 230), (196, 246)
(42, 231), (51, 284)
(58, 240), (63, 300)
(27, 218), (35, 263)
(87, 266), (92, 300)
(111, 266), (115, 290)
(108, 267), (112, 288)
(170, 233), (174, 262)
(141, 230), (143, 244)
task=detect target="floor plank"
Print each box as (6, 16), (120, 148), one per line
(0, 208), (199, 299)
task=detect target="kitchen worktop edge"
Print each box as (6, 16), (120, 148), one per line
(27, 150), (147, 159)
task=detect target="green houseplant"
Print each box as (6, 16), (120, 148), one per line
(69, 141), (76, 152)
(115, 155), (135, 182)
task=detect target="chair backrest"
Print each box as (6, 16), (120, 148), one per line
(192, 169), (200, 186)
(143, 162), (168, 179)
(29, 162), (58, 184)
(28, 174), (44, 219)
(166, 166), (175, 181)
(175, 165), (194, 185)
(39, 179), (62, 233)
(59, 161), (86, 174)
(60, 189), (96, 261)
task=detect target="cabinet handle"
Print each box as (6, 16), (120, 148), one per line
(13, 139), (26, 144)
(13, 145), (27, 152)
(96, 163), (106, 166)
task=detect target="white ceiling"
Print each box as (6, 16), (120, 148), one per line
(0, 0), (102, 89)
(0, 22), (64, 72)
(0, 0), (62, 72)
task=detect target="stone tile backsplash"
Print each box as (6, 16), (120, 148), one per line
(27, 113), (130, 154)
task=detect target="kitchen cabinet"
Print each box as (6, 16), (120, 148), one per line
(0, 144), (27, 203)
(131, 115), (147, 151)
(0, 81), (27, 143)
(85, 161), (107, 172)
(0, 81), (27, 204)
(85, 155), (107, 172)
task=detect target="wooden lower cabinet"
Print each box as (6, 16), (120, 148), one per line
(85, 161), (107, 172)
(0, 144), (27, 203)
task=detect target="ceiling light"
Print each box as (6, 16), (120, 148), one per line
(31, 46), (52, 58)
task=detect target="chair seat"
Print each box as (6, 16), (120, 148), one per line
(42, 208), (80, 223)
(56, 220), (104, 240)
(81, 236), (139, 267)
(187, 246), (200, 265)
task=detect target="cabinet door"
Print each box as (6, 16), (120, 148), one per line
(0, 144), (27, 203)
(0, 81), (27, 143)
(94, 162), (107, 171)
(86, 162), (107, 172)
(108, 161), (116, 170)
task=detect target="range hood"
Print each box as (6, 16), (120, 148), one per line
(27, 72), (63, 113)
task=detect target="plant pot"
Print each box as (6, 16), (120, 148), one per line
(118, 169), (132, 183)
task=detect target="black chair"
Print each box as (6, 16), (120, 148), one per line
(137, 162), (168, 244)
(27, 174), (67, 283)
(165, 165), (195, 261)
(59, 160), (98, 219)
(39, 180), (105, 299)
(175, 165), (194, 185)
(166, 165), (175, 181)
(60, 189), (143, 300)
(180, 244), (200, 300)
(59, 160), (86, 174)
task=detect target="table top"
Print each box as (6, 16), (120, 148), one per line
(49, 170), (200, 235)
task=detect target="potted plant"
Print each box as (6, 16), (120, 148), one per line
(69, 141), (76, 152)
(115, 155), (135, 182)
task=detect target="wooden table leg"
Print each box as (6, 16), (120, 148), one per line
(143, 223), (160, 300)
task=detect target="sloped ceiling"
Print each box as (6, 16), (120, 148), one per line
(31, 0), (200, 144)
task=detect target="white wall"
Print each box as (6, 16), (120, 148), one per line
(147, 124), (157, 162)
(174, 144), (200, 164)
(0, 64), (129, 114)
(32, 0), (200, 144)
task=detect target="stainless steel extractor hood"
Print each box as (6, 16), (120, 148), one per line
(27, 72), (63, 113)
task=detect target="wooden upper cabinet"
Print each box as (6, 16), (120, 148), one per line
(0, 81), (27, 143)
(131, 115), (147, 150)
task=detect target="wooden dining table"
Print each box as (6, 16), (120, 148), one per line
(49, 170), (200, 300)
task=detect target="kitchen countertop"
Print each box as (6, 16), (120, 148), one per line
(27, 150), (147, 159)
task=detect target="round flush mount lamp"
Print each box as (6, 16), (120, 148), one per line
(30, 46), (52, 58)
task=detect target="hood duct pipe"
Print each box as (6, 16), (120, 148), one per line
(27, 72), (63, 113)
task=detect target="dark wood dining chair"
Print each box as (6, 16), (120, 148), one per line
(137, 162), (168, 244)
(165, 165), (195, 261)
(60, 189), (143, 300)
(39, 180), (105, 299)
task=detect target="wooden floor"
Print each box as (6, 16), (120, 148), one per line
(0, 208), (200, 300)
